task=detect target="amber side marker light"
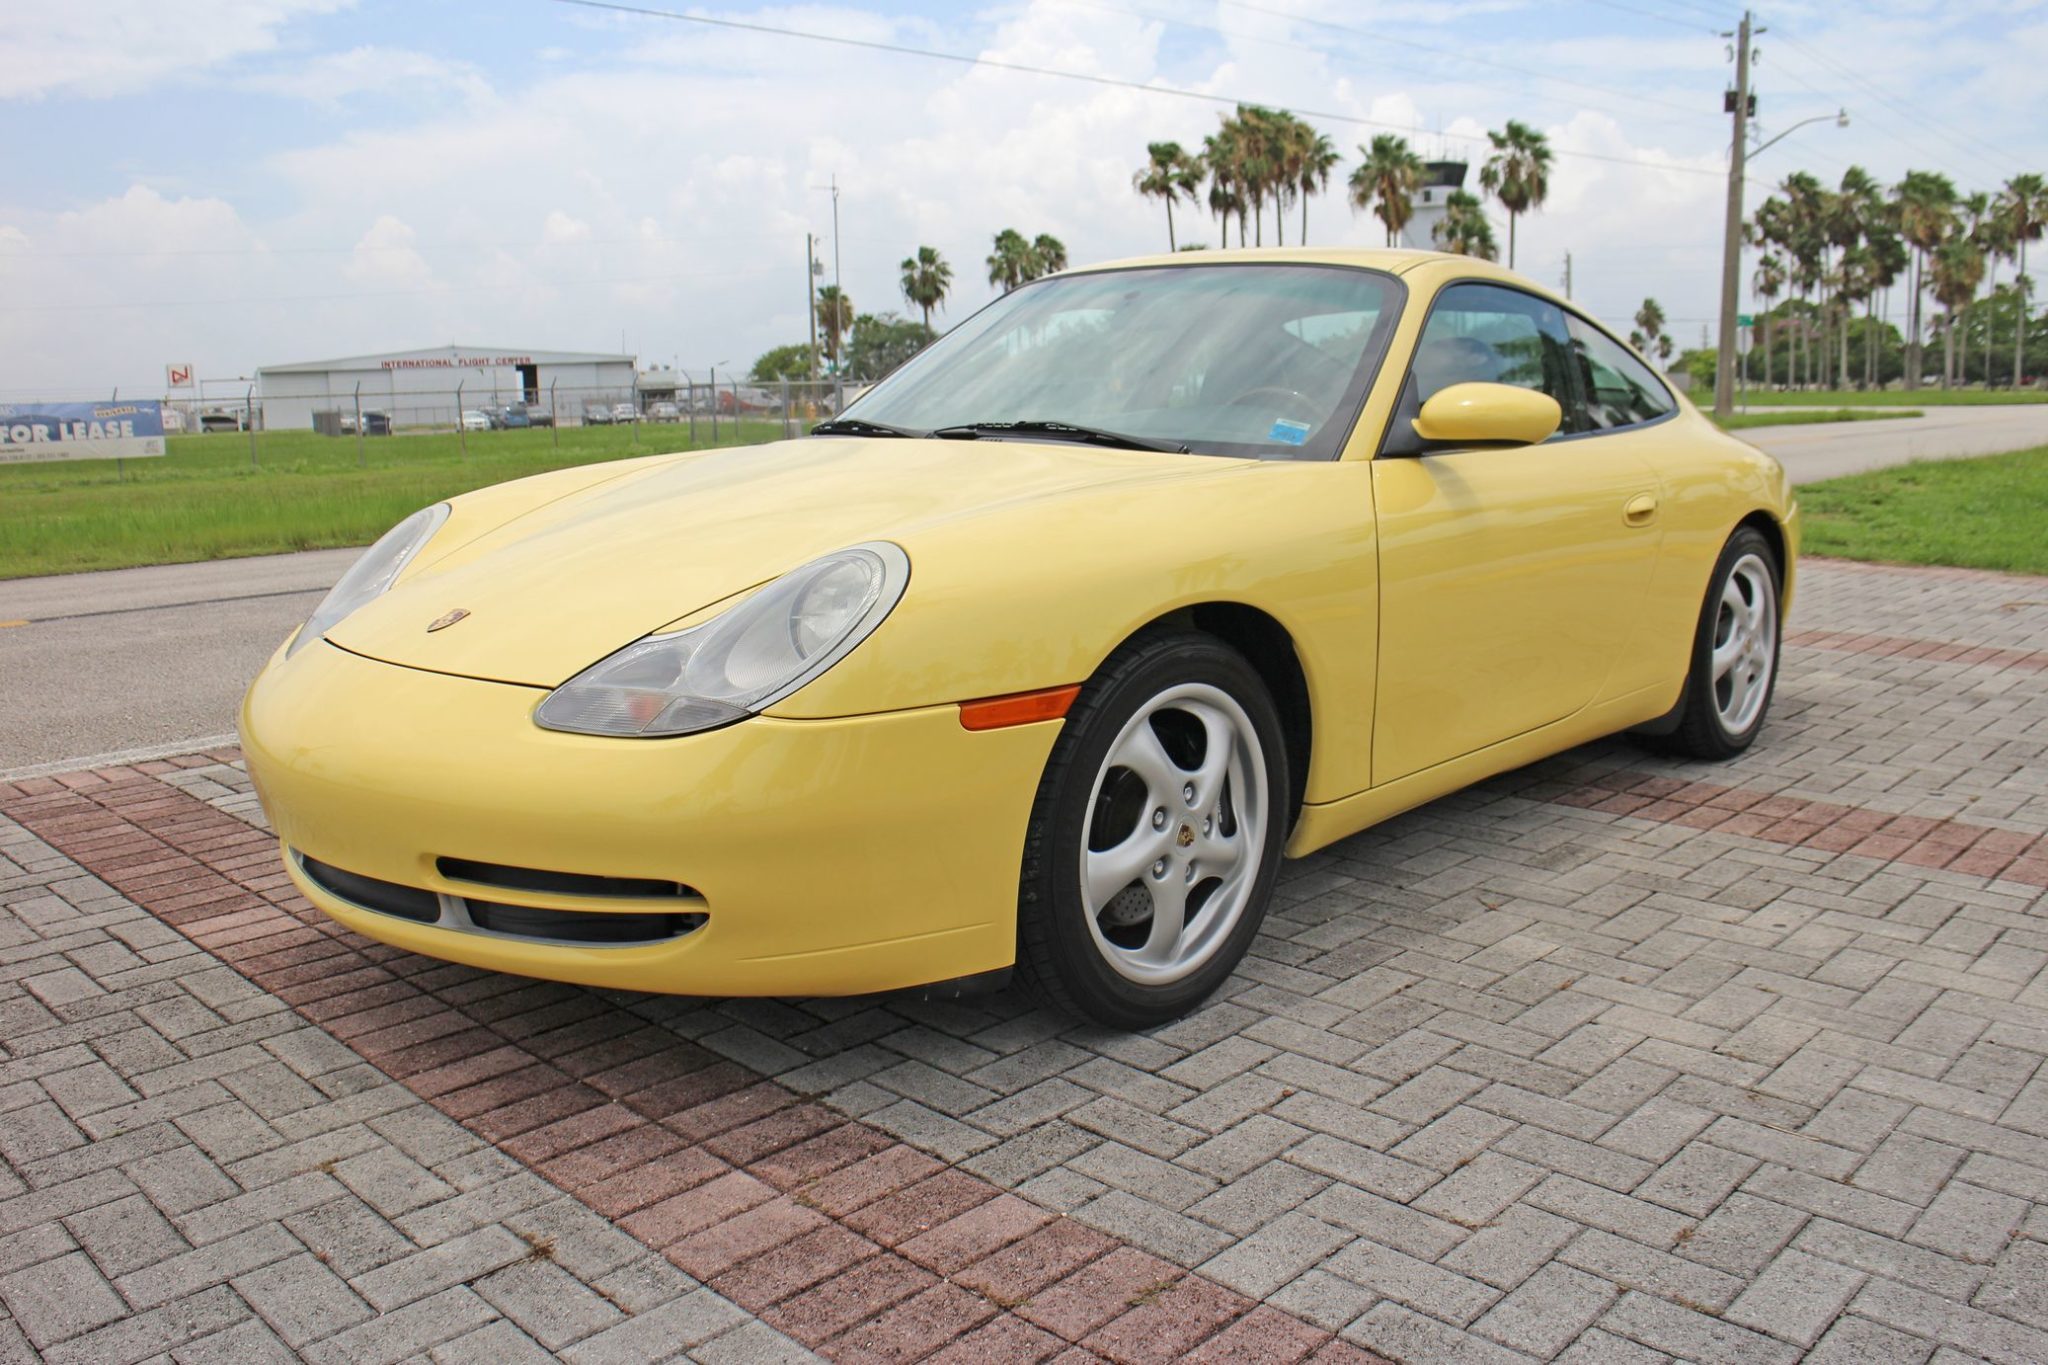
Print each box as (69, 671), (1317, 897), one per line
(958, 684), (1083, 731)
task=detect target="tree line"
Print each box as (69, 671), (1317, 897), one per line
(1746, 170), (2045, 390)
(1133, 105), (1554, 267)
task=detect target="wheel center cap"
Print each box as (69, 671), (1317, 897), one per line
(1176, 824), (1195, 848)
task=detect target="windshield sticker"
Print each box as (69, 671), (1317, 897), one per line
(1267, 418), (1312, 446)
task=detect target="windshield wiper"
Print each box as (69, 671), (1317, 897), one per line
(810, 417), (923, 438)
(926, 420), (1189, 454)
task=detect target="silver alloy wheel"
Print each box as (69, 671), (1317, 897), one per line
(1711, 551), (1778, 734)
(1079, 683), (1269, 986)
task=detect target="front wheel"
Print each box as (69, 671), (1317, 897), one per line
(1016, 633), (1289, 1029)
(1659, 526), (1783, 760)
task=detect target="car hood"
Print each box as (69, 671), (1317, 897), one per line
(322, 436), (1250, 688)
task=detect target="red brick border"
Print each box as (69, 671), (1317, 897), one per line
(0, 770), (1384, 1365)
(1546, 770), (2048, 886)
(1786, 628), (2048, 673)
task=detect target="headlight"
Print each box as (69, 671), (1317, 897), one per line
(285, 503), (450, 658)
(534, 542), (910, 737)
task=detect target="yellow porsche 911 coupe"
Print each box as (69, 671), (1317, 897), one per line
(243, 248), (1795, 1028)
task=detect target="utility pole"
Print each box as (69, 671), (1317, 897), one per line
(1562, 252), (1573, 300)
(1713, 9), (1755, 420)
(806, 232), (820, 382)
(829, 173), (841, 303)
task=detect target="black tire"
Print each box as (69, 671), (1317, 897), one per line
(1015, 631), (1290, 1030)
(1659, 526), (1783, 760)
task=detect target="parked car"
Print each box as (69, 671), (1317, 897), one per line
(461, 409), (491, 432)
(360, 410), (392, 437)
(714, 386), (776, 415)
(199, 407), (246, 432)
(582, 404), (614, 425)
(613, 402), (640, 423)
(648, 401), (679, 422)
(486, 404), (532, 430)
(526, 406), (555, 428)
(243, 248), (1795, 1028)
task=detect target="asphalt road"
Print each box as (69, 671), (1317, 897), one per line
(3, 405), (2043, 774)
(0, 549), (358, 775)
(1736, 401), (2048, 481)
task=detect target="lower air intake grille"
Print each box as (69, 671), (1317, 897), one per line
(293, 851), (707, 947)
(466, 902), (706, 944)
(300, 857), (439, 923)
(437, 858), (695, 900)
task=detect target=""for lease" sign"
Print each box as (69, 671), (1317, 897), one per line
(0, 401), (168, 464)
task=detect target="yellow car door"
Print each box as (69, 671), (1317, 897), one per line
(1370, 282), (1665, 786)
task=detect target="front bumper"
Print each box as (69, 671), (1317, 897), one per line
(241, 642), (1059, 996)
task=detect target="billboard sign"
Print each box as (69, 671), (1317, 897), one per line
(0, 401), (168, 464)
(166, 363), (195, 388)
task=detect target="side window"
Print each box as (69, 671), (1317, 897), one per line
(1566, 315), (1676, 430)
(1412, 284), (1578, 424)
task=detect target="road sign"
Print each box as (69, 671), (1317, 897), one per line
(1736, 314), (1755, 327)
(166, 363), (195, 389)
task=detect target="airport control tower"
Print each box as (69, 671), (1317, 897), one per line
(1398, 160), (1469, 251)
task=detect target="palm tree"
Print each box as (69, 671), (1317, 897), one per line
(898, 246), (953, 332)
(1434, 191), (1497, 260)
(1752, 252), (1785, 388)
(815, 285), (854, 370)
(1349, 134), (1424, 248)
(1297, 128), (1340, 244)
(986, 229), (1032, 293)
(1634, 299), (1668, 359)
(1477, 120), (1552, 269)
(1029, 234), (1068, 279)
(1893, 170), (1959, 390)
(1202, 120), (1245, 249)
(1132, 141), (1202, 251)
(1967, 192), (2013, 385)
(1999, 173), (2047, 387)
(1930, 236), (1986, 388)
(1779, 173), (1828, 388)
(1829, 168), (1881, 386)
(1234, 105), (1279, 246)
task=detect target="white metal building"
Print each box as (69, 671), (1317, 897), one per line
(257, 345), (637, 430)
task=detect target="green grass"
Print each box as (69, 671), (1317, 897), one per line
(0, 421), (787, 579)
(1798, 445), (2048, 575)
(1716, 408), (1922, 431)
(1737, 388), (2048, 407)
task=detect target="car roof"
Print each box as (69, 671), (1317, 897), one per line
(1062, 246), (1557, 303)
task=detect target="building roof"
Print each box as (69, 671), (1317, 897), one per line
(259, 344), (635, 374)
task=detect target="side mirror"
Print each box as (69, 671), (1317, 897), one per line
(1411, 382), (1561, 448)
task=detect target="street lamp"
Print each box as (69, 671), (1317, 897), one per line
(1750, 108), (1849, 160)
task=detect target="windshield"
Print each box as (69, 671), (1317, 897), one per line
(839, 263), (1403, 460)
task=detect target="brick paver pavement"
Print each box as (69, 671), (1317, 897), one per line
(2, 556), (2044, 1363)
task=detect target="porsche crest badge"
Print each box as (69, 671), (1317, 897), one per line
(426, 608), (471, 632)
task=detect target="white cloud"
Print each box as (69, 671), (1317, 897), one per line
(2, 0), (2042, 393)
(542, 211), (593, 244)
(344, 215), (433, 289)
(237, 45), (492, 106)
(0, 0), (353, 100)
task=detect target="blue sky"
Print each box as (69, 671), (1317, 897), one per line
(3, 0), (2043, 395)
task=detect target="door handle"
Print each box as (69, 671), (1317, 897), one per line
(1624, 493), (1659, 527)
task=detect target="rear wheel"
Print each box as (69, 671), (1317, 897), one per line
(1660, 527), (1782, 760)
(1016, 633), (1289, 1029)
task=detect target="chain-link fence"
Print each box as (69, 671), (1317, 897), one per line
(144, 377), (858, 441)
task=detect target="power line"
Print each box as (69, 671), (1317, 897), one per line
(1571, 0), (1721, 33)
(1060, 0), (1711, 129)
(550, 0), (1739, 182)
(1766, 24), (2021, 182)
(1206, 0), (1705, 117)
(0, 264), (783, 314)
